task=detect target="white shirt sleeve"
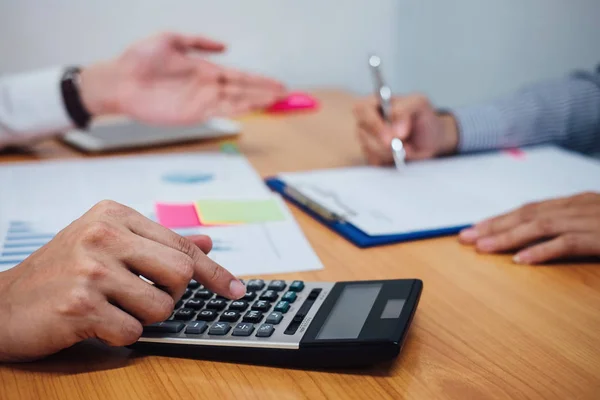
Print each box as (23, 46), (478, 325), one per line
(0, 67), (74, 149)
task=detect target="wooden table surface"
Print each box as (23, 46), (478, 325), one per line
(0, 89), (599, 400)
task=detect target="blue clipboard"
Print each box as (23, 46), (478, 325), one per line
(265, 177), (469, 248)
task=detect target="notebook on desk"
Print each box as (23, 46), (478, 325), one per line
(266, 146), (600, 248)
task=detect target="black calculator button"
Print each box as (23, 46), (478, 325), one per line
(195, 289), (214, 300)
(281, 291), (297, 303)
(214, 295), (229, 301)
(144, 321), (184, 334)
(289, 280), (305, 292)
(187, 280), (200, 289)
(308, 288), (322, 300)
(185, 321), (207, 334)
(175, 300), (184, 310)
(182, 289), (193, 299)
(274, 301), (290, 313)
(232, 323), (255, 336)
(267, 280), (287, 292)
(243, 310), (264, 323)
(197, 309), (218, 321)
(256, 324), (275, 338)
(259, 290), (279, 302)
(185, 299), (205, 310)
(206, 299), (227, 310)
(242, 291), (257, 301)
(265, 312), (283, 325)
(220, 310), (241, 322)
(174, 308), (196, 321)
(229, 300), (249, 311)
(208, 322), (231, 335)
(247, 279), (265, 291)
(251, 300), (271, 312)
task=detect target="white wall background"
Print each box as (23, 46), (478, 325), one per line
(1, 0), (599, 107)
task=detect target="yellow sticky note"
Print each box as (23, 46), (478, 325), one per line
(195, 199), (285, 224)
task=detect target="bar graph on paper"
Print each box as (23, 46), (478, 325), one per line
(0, 221), (55, 271)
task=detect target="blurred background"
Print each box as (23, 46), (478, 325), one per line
(1, 0), (599, 108)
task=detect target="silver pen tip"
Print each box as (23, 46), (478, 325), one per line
(368, 55), (381, 67)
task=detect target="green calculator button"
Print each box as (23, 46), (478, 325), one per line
(289, 281), (305, 292)
(282, 291), (297, 303)
(274, 301), (290, 313)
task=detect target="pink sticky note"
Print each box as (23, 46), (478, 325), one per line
(266, 92), (319, 113)
(504, 148), (526, 160)
(155, 203), (201, 228)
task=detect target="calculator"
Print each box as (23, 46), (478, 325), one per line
(132, 278), (423, 368)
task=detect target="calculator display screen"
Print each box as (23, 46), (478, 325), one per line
(316, 284), (382, 340)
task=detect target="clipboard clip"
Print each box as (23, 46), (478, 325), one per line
(283, 186), (346, 223)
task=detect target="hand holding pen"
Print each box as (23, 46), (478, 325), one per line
(354, 55), (460, 166)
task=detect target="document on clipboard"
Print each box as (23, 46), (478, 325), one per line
(266, 146), (600, 247)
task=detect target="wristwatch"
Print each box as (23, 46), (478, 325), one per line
(60, 67), (92, 130)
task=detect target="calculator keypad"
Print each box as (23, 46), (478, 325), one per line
(142, 280), (332, 345)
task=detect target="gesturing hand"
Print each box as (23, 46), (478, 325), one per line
(0, 200), (245, 362)
(459, 192), (600, 265)
(80, 32), (286, 124)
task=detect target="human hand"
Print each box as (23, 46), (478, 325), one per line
(353, 94), (459, 165)
(459, 192), (600, 265)
(0, 200), (245, 362)
(79, 32), (286, 125)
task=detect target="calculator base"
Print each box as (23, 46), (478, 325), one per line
(129, 341), (404, 369)
(131, 279), (422, 369)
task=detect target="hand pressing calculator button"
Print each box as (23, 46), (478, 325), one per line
(134, 279), (423, 368)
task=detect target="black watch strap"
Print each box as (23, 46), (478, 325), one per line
(61, 67), (92, 130)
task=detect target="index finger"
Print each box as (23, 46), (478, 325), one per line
(95, 201), (245, 299)
(174, 34), (226, 53)
(353, 97), (391, 145)
(220, 68), (285, 92)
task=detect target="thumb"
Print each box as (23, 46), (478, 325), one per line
(186, 235), (213, 254)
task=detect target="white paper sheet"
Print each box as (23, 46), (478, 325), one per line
(0, 153), (323, 275)
(278, 146), (600, 236)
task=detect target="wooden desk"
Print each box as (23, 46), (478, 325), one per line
(1, 89), (599, 400)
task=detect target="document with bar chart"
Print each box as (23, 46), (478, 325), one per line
(0, 153), (323, 275)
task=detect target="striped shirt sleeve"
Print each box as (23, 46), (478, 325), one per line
(452, 65), (600, 155)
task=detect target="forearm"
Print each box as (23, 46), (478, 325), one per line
(451, 71), (600, 154)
